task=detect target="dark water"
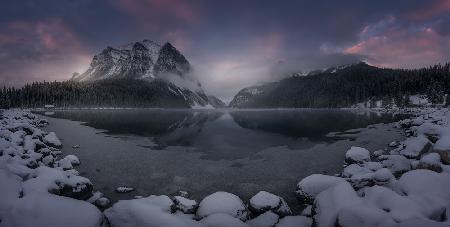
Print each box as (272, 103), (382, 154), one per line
(38, 109), (407, 211)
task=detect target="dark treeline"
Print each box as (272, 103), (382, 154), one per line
(230, 62), (450, 108)
(0, 79), (191, 108)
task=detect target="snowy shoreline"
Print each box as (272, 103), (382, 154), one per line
(1, 108), (450, 227)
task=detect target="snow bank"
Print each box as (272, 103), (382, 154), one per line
(1, 193), (103, 227)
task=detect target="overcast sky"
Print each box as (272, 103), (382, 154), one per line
(0, 0), (449, 101)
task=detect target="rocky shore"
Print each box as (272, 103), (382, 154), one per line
(1, 108), (450, 227)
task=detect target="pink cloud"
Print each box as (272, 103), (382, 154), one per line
(344, 26), (450, 68)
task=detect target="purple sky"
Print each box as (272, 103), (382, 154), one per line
(0, 0), (449, 100)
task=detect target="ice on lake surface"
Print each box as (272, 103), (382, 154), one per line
(36, 109), (408, 211)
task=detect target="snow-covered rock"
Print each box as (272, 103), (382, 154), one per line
(43, 132), (62, 148)
(1, 193), (103, 227)
(379, 154), (411, 176)
(23, 166), (93, 200)
(295, 174), (345, 205)
(399, 135), (431, 159)
(345, 146), (370, 164)
(105, 195), (198, 227)
(247, 211), (279, 227)
(200, 213), (248, 227)
(312, 181), (361, 227)
(174, 196), (198, 214)
(275, 215), (312, 227)
(416, 153), (443, 172)
(336, 204), (396, 227)
(197, 192), (248, 221)
(363, 186), (427, 222)
(248, 191), (291, 217)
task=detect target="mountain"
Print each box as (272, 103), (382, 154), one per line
(229, 62), (450, 108)
(67, 39), (222, 108)
(72, 40), (190, 82)
(0, 40), (225, 109)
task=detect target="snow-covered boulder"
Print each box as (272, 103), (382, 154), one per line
(1, 193), (103, 227)
(275, 215), (312, 227)
(43, 132), (62, 148)
(342, 164), (372, 178)
(433, 135), (450, 164)
(399, 135), (432, 159)
(200, 213), (248, 227)
(336, 204), (396, 227)
(23, 166), (93, 200)
(398, 170), (450, 218)
(416, 153), (443, 172)
(363, 161), (383, 171)
(55, 155), (80, 170)
(295, 174), (345, 205)
(248, 191), (291, 217)
(345, 146), (370, 164)
(104, 195), (195, 227)
(346, 167), (395, 189)
(379, 154), (411, 176)
(197, 192), (248, 221)
(362, 186), (426, 222)
(312, 181), (361, 227)
(247, 211), (279, 227)
(174, 196), (198, 214)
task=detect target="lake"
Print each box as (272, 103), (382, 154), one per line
(37, 109), (408, 212)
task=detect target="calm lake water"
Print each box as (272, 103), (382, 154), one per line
(38, 109), (407, 211)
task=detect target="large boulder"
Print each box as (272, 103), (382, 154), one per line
(296, 174), (345, 205)
(249, 191), (291, 217)
(197, 192), (248, 221)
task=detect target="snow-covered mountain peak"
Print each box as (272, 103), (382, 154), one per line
(72, 40), (189, 82)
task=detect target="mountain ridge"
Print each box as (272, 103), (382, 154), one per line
(229, 62), (450, 108)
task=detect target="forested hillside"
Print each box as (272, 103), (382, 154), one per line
(230, 62), (450, 108)
(0, 79), (198, 108)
